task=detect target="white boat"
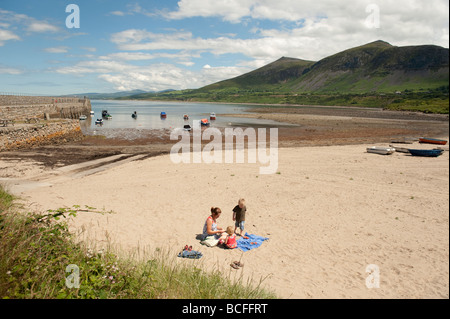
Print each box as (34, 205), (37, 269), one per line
(389, 144), (410, 153)
(210, 112), (216, 120)
(79, 115), (87, 120)
(90, 111), (95, 116)
(366, 146), (396, 155)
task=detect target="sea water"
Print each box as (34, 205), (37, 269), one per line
(80, 100), (296, 137)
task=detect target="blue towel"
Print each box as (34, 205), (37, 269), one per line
(237, 233), (269, 252)
(177, 250), (203, 259)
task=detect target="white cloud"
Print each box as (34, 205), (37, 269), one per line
(0, 28), (20, 46)
(0, 9), (60, 35)
(0, 65), (23, 75)
(44, 46), (70, 54)
(110, 11), (126, 16)
(103, 52), (155, 61)
(81, 47), (97, 52)
(110, 0), (448, 66)
(161, 0), (449, 50)
(27, 21), (59, 33)
(54, 56), (249, 92)
(165, 0), (254, 23)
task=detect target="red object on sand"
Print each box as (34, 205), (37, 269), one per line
(419, 137), (447, 145)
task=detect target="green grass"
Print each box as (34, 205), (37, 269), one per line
(124, 86), (449, 114)
(0, 187), (14, 213)
(0, 186), (276, 299)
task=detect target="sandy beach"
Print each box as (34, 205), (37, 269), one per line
(2, 136), (448, 299)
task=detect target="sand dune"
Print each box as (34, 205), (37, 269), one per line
(8, 142), (449, 298)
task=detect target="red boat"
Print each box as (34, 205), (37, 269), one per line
(419, 137), (447, 145)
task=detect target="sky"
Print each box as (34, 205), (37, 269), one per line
(0, 0), (448, 95)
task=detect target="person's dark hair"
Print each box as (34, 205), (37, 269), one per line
(210, 207), (221, 216)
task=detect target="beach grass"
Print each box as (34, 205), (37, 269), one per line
(0, 186), (276, 299)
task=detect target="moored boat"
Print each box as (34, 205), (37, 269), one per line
(183, 124), (192, 131)
(210, 112), (216, 120)
(79, 115), (87, 120)
(419, 137), (447, 145)
(160, 112), (167, 118)
(408, 149), (444, 157)
(200, 118), (210, 126)
(366, 146), (396, 155)
(90, 110), (95, 116)
(389, 144), (410, 153)
(132, 111), (137, 119)
(183, 114), (189, 120)
(95, 118), (103, 125)
(102, 110), (112, 119)
(390, 138), (415, 144)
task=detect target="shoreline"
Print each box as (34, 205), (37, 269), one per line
(115, 98), (449, 119)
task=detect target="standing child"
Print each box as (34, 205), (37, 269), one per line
(232, 198), (247, 236)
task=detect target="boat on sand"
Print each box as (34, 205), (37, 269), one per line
(366, 146), (395, 155)
(419, 137), (447, 145)
(408, 149), (444, 157)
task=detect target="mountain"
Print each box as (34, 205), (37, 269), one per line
(197, 40), (449, 94)
(199, 57), (315, 92)
(65, 89), (151, 99)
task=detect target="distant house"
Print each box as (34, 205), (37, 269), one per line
(395, 91), (402, 95)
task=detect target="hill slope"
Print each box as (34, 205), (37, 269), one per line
(199, 57), (315, 92)
(199, 40), (449, 94)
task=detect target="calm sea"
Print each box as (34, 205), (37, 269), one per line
(80, 100), (295, 135)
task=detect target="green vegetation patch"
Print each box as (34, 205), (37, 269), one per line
(0, 188), (276, 299)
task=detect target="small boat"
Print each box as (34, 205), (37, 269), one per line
(102, 110), (112, 119)
(200, 118), (210, 126)
(389, 144), (410, 153)
(210, 112), (216, 120)
(408, 149), (444, 157)
(90, 111), (95, 116)
(160, 112), (167, 118)
(390, 138), (414, 144)
(183, 124), (192, 131)
(79, 115), (87, 120)
(132, 111), (137, 119)
(419, 137), (447, 145)
(183, 114), (189, 120)
(95, 118), (103, 125)
(366, 146), (396, 155)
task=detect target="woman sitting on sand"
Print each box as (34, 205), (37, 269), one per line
(202, 207), (227, 241)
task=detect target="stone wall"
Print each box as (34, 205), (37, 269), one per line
(0, 95), (91, 120)
(0, 95), (89, 152)
(0, 120), (83, 151)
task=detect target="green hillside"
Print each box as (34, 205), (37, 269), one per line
(289, 40), (449, 93)
(199, 57), (315, 92)
(197, 40), (449, 94)
(120, 40), (449, 113)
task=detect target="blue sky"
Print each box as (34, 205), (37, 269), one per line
(0, 0), (448, 95)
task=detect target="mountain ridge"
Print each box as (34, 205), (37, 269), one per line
(198, 40), (449, 94)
